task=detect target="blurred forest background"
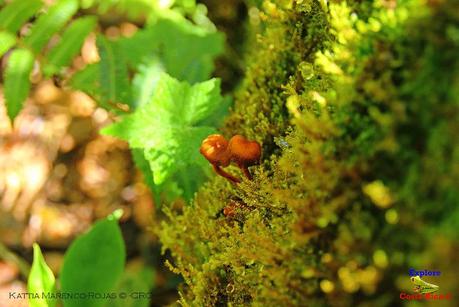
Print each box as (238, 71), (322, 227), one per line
(0, 0), (458, 306)
(0, 0), (245, 305)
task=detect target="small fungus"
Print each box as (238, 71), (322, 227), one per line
(199, 134), (231, 166)
(228, 135), (261, 180)
(223, 202), (237, 218)
(200, 134), (240, 183)
(200, 134), (261, 183)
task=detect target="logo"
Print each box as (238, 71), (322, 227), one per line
(408, 268), (441, 277)
(399, 268), (451, 301)
(410, 276), (438, 294)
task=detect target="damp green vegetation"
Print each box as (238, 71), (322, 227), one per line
(1, 0), (457, 306)
(158, 0), (459, 306)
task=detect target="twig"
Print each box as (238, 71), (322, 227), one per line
(0, 241), (30, 279)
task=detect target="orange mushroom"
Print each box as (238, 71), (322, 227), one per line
(200, 134), (240, 183)
(199, 134), (231, 166)
(223, 202), (237, 218)
(200, 134), (261, 183)
(228, 135), (261, 180)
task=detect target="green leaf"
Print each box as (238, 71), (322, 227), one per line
(0, 0), (42, 33)
(151, 19), (224, 83)
(0, 30), (16, 57)
(132, 57), (164, 109)
(132, 149), (157, 193)
(97, 35), (131, 108)
(108, 264), (154, 307)
(80, 0), (154, 19)
(197, 95), (232, 127)
(24, 0), (79, 54)
(144, 126), (214, 185)
(117, 18), (224, 83)
(3, 48), (34, 121)
(68, 63), (99, 97)
(44, 16), (96, 76)
(102, 73), (226, 191)
(170, 164), (211, 201)
(108, 208), (123, 221)
(60, 214), (126, 307)
(28, 243), (56, 307)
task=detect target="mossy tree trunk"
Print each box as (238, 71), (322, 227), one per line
(158, 0), (459, 306)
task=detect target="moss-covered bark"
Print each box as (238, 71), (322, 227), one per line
(158, 0), (459, 306)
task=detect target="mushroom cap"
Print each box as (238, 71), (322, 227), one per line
(228, 135), (261, 165)
(199, 134), (231, 166)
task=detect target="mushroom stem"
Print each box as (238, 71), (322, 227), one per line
(213, 164), (241, 184)
(239, 164), (252, 180)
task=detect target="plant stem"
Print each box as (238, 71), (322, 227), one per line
(0, 241), (30, 279)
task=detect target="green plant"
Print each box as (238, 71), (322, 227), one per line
(74, 4), (226, 201)
(0, 0), (225, 200)
(28, 211), (129, 307)
(1, 0), (228, 306)
(28, 244), (56, 307)
(102, 73), (229, 201)
(3, 0), (458, 306)
(0, 0), (94, 120)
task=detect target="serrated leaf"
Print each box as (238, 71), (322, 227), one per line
(0, 0), (42, 33)
(102, 73), (226, 190)
(44, 16), (96, 76)
(24, 0), (78, 54)
(117, 18), (224, 83)
(97, 35), (131, 108)
(151, 19), (224, 83)
(60, 215), (126, 307)
(132, 57), (164, 109)
(28, 243), (56, 307)
(68, 63), (99, 97)
(143, 125), (214, 185)
(197, 95), (232, 127)
(0, 30), (16, 57)
(4, 48), (34, 121)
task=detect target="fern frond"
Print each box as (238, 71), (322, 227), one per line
(24, 0), (78, 54)
(0, 0), (42, 33)
(3, 48), (35, 121)
(68, 63), (99, 98)
(80, 0), (154, 19)
(97, 35), (131, 108)
(44, 16), (97, 76)
(0, 30), (16, 57)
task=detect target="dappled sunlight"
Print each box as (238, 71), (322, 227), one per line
(0, 0), (457, 306)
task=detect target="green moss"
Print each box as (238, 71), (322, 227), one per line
(223, 0), (330, 151)
(158, 0), (459, 305)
